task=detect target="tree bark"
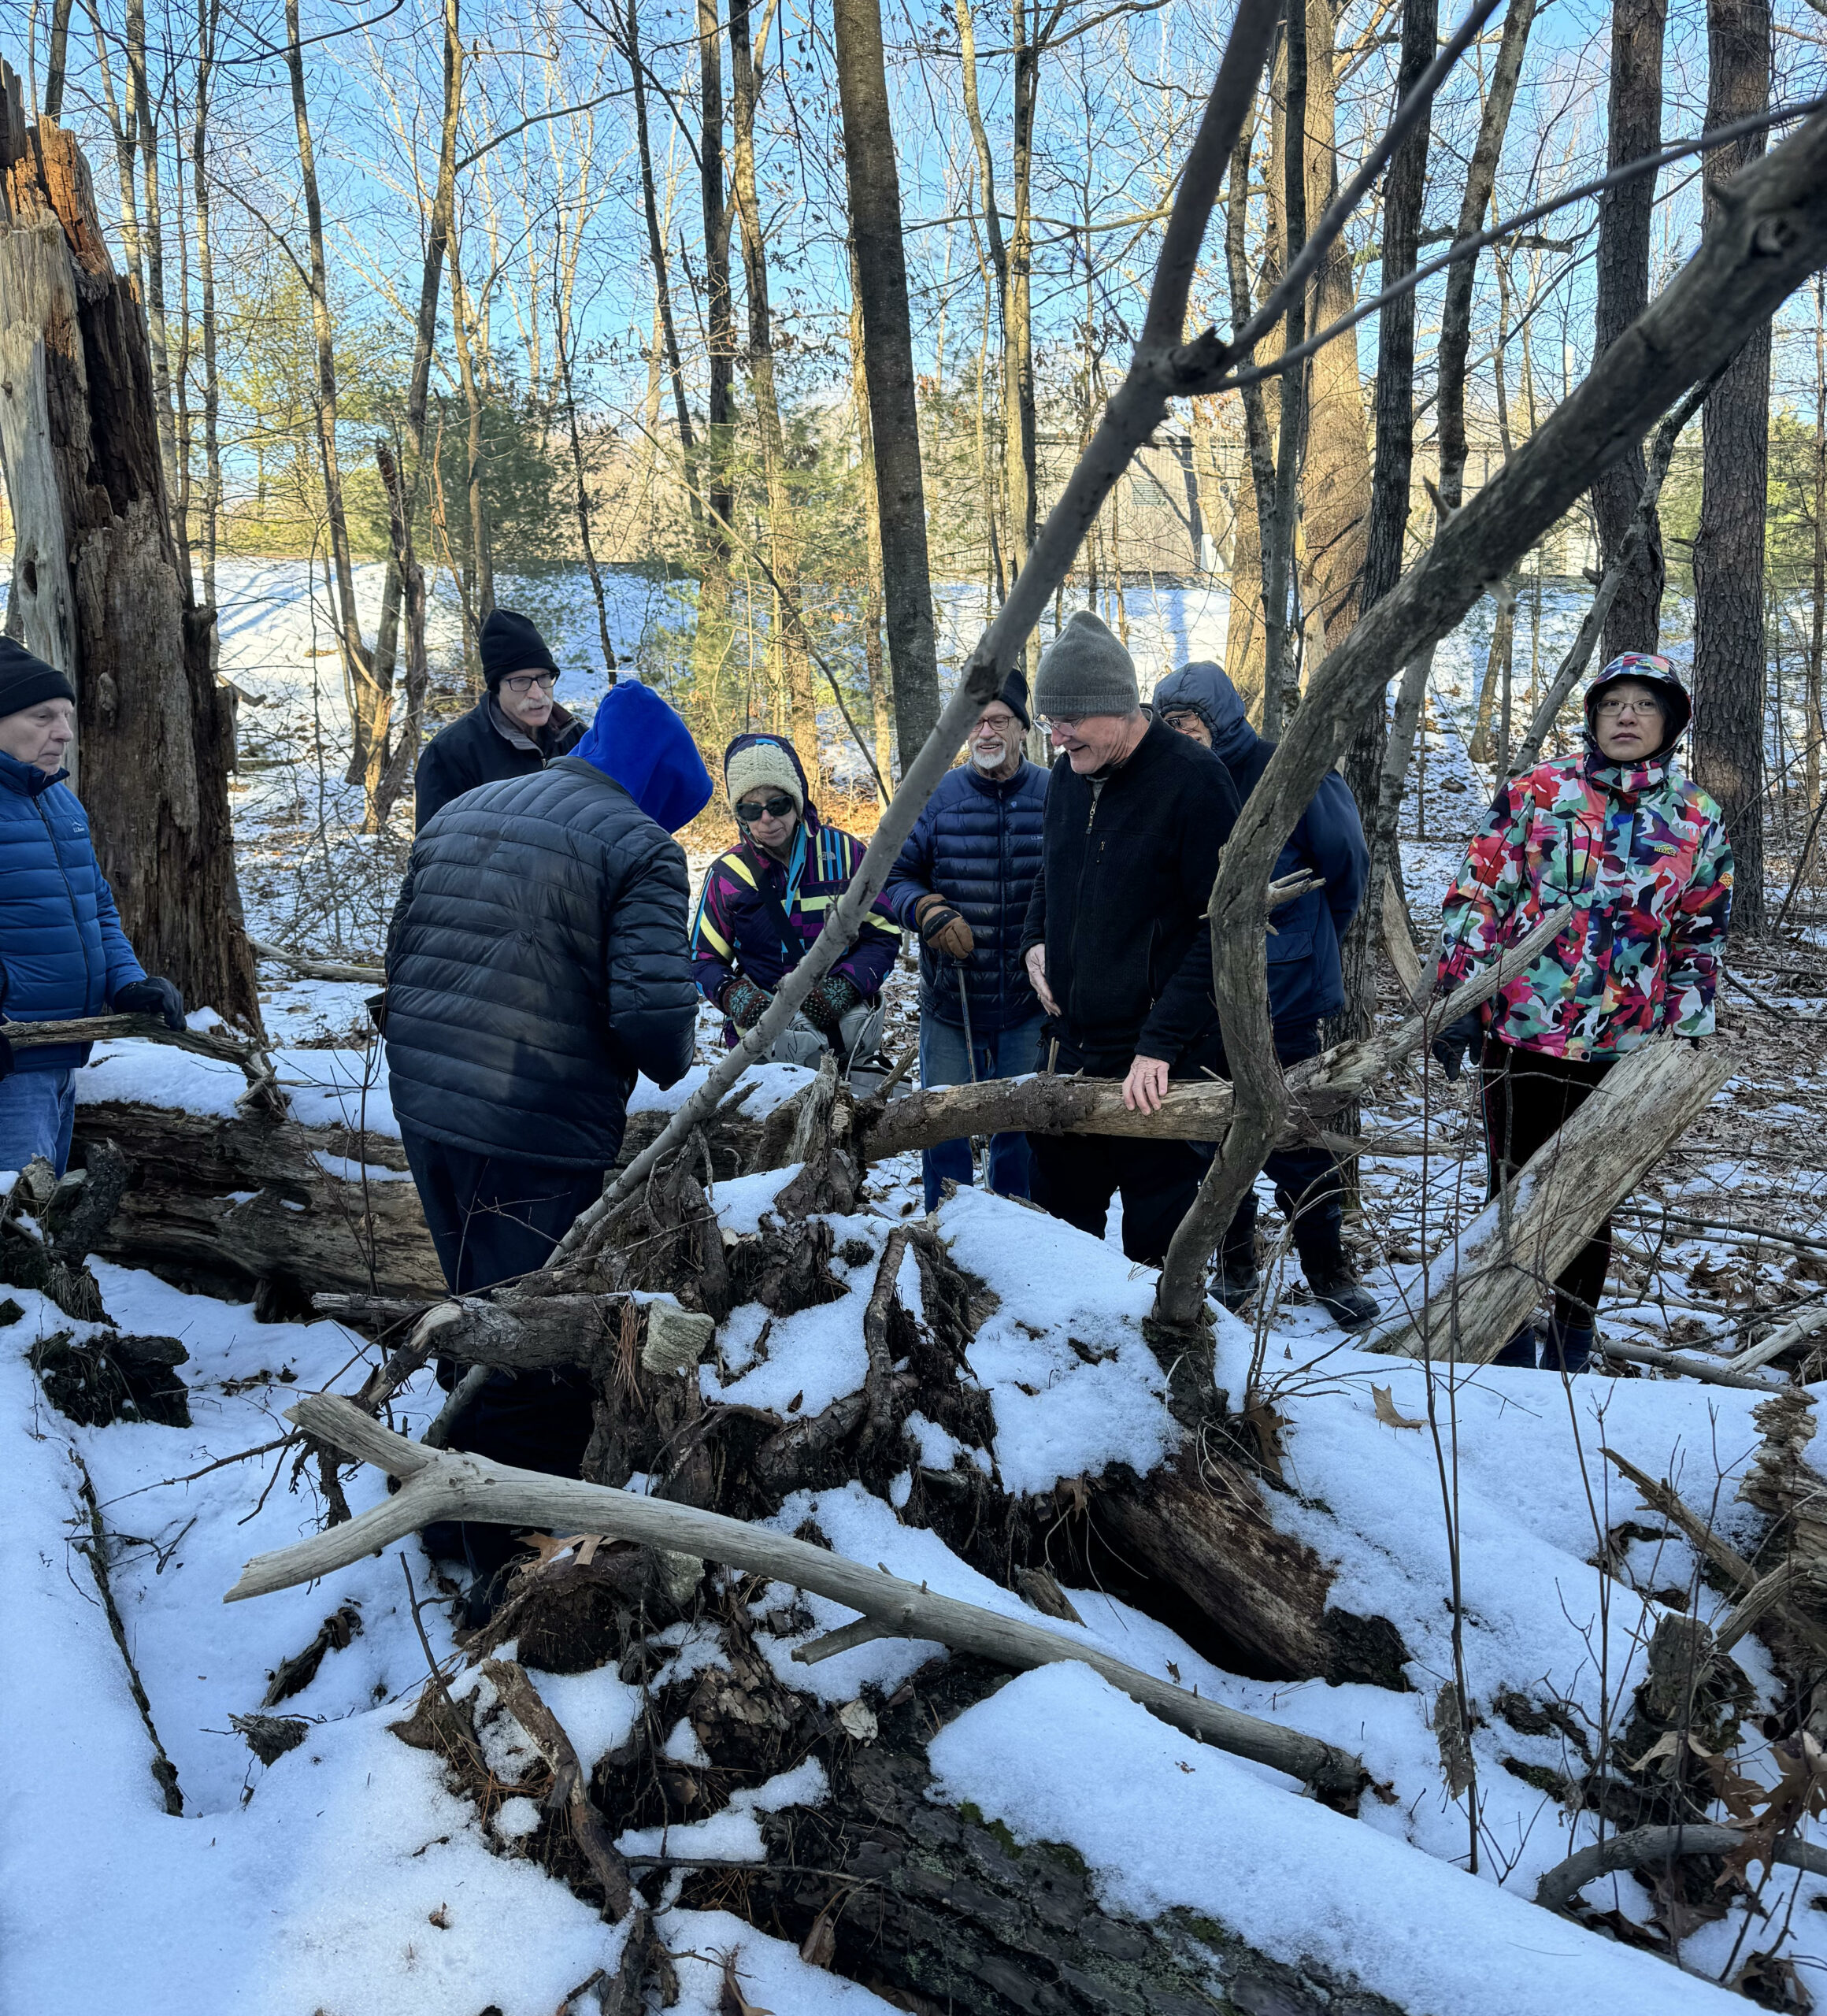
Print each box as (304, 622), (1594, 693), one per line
(1223, 117), (1276, 717)
(1296, 0), (1370, 654)
(552, 258), (616, 677)
(1260, 8), (1307, 743)
(43, 0), (75, 120)
(1692, 0), (1773, 934)
(188, 0), (220, 608)
(1590, 0), (1669, 658)
(1003, 0), (1040, 590)
(832, 0), (943, 762)
(1337, 0), (1436, 1039)
(847, 249), (895, 795)
(447, 243), (494, 681)
(0, 71), (261, 1032)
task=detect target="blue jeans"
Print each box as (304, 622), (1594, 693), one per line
(0, 1068), (76, 1177)
(919, 1011), (1044, 1214)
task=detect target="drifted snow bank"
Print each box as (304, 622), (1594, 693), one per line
(4, 1180), (1807, 2013)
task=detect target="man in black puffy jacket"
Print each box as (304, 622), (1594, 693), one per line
(413, 607), (584, 830)
(1019, 612), (1242, 1266)
(385, 679), (712, 1615)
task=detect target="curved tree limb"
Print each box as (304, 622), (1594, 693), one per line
(225, 1394), (1366, 1805)
(1536, 1821), (1827, 1914)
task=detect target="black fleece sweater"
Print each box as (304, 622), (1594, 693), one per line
(1020, 716), (1242, 1073)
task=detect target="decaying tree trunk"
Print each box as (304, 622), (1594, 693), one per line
(0, 65), (261, 1033)
(1369, 1039), (1732, 1364)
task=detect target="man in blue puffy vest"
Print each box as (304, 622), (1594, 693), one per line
(0, 640), (184, 1177)
(1152, 658), (1378, 1329)
(884, 673), (1047, 1211)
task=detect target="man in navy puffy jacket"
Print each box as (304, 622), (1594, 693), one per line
(386, 678), (712, 1619)
(0, 640), (184, 1177)
(884, 674), (1046, 1211)
(1152, 658), (1377, 1329)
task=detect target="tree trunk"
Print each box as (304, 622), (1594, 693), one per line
(43, 0), (75, 120)
(1590, 0), (1669, 659)
(693, 0), (736, 711)
(0, 69), (261, 1032)
(448, 244), (494, 685)
(1223, 118), (1276, 717)
(727, 0), (814, 771)
(833, 0), (943, 765)
(1692, 0), (1773, 934)
(189, 0), (220, 608)
(1260, 10), (1307, 743)
(1336, 0), (1436, 1038)
(124, 0), (183, 550)
(1468, 576), (1515, 763)
(847, 252), (895, 798)
(361, 0), (464, 816)
(552, 260), (616, 677)
(1296, 0), (1369, 654)
(1004, 0), (1040, 591)
(282, 0), (377, 782)
(626, 0), (699, 538)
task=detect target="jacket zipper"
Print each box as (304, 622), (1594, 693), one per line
(39, 795), (99, 1014)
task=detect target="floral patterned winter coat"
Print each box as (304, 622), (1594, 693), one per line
(1436, 751), (1732, 1060)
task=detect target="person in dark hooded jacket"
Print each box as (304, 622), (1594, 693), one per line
(1431, 652), (1732, 1374)
(413, 607), (586, 830)
(384, 678), (713, 1618)
(1153, 658), (1377, 1329)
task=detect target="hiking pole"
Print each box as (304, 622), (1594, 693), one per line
(956, 959), (983, 1186)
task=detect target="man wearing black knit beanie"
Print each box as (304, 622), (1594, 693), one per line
(0, 639), (185, 1176)
(413, 607), (584, 829)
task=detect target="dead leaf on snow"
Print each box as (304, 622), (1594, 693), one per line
(1373, 1384), (1425, 1432)
(718, 1949), (776, 2015)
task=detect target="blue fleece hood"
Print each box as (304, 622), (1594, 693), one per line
(573, 680), (714, 832)
(1153, 660), (1251, 762)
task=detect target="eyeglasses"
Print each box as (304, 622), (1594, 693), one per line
(735, 794), (797, 823)
(974, 713), (1018, 735)
(501, 671), (558, 695)
(1037, 715), (1084, 735)
(1595, 697), (1662, 719)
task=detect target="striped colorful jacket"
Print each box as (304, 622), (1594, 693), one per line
(1436, 752), (1732, 1060)
(690, 815), (900, 1044)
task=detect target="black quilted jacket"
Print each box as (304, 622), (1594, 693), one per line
(384, 757), (697, 1166)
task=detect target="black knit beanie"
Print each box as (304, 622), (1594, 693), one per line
(480, 608), (560, 689)
(0, 638), (76, 717)
(998, 668), (1032, 730)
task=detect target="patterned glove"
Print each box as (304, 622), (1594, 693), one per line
(112, 976), (186, 1032)
(914, 891), (975, 962)
(1429, 1012), (1484, 1083)
(721, 975), (772, 1032)
(801, 972), (862, 1038)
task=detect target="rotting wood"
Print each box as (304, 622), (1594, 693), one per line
(1366, 1040), (1732, 1364)
(225, 1395), (1366, 1803)
(1591, 1336), (1782, 1389)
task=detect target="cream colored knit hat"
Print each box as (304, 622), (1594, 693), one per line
(724, 737), (804, 813)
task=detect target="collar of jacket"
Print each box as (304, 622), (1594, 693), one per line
(488, 693), (573, 755)
(962, 757), (1037, 797)
(1211, 710), (1259, 769)
(0, 748), (62, 799)
(1581, 747), (1667, 802)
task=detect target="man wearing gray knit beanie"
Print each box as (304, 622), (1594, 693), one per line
(1019, 610), (1243, 1268)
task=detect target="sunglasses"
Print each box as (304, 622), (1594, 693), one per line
(735, 794), (797, 823)
(501, 671), (558, 695)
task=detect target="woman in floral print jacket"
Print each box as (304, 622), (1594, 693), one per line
(1431, 653), (1732, 1374)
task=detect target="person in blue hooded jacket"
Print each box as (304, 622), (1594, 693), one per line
(882, 673), (1047, 1211)
(1153, 658), (1378, 1330)
(0, 639), (185, 1177)
(384, 677), (713, 1621)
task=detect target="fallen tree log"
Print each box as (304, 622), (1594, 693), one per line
(1366, 1038), (1732, 1365)
(852, 902), (1573, 1164)
(1536, 1821), (1827, 1914)
(227, 1393), (1366, 1803)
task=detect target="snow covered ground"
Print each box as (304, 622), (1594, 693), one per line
(5, 1160), (1813, 2014)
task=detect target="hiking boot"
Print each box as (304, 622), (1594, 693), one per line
(1492, 1325), (1538, 1368)
(1292, 1202), (1381, 1332)
(1542, 1319), (1593, 1376)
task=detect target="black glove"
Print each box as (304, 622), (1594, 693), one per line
(1429, 1012), (1483, 1083)
(721, 975), (771, 1032)
(112, 976), (185, 1032)
(801, 972), (862, 1038)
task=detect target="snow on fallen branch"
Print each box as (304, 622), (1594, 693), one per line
(225, 1392), (1367, 1803)
(4, 1012), (283, 1116)
(1535, 1821), (1827, 1914)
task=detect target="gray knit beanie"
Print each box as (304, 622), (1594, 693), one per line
(1035, 610), (1140, 719)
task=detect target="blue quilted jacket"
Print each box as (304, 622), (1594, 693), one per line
(883, 759), (1048, 1030)
(0, 750), (145, 1072)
